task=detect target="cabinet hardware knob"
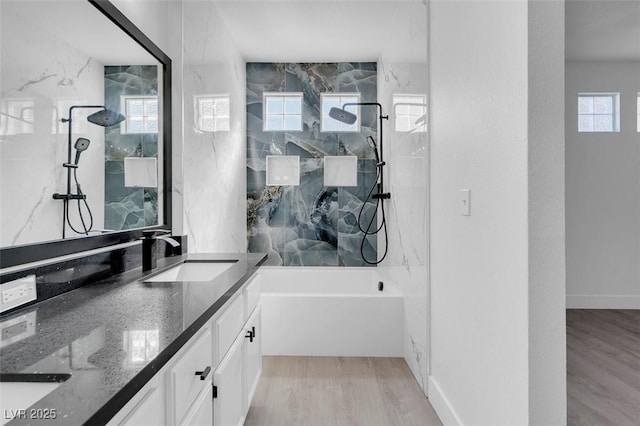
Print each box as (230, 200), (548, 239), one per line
(195, 366), (211, 380)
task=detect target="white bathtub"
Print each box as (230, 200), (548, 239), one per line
(259, 267), (403, 357)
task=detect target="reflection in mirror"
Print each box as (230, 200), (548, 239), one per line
(392, 94), (427, 133)
(0, 0), (164, 248)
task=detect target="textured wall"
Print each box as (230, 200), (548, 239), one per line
(566, 61), (640, 309)
(104, 65), (159, 231)
(246, 62), (378, 267)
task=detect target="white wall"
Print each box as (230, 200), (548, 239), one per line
(429, 1), (565, 424)
(565, 61), (640, 309)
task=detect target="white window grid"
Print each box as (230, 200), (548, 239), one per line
(195, 95), (230, 132)
(321, 93), (360, 132)
(578, 93), (620, 133)
(0, 98), (34, 135)
(393, 94), (427, 133)
(263, 92), (303, 132)
(120, 95), (159, 134)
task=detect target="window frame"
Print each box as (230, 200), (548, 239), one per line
(195, 94), (230, 132)
(577, 92), (620, 133)
(262, 92), (303, 132)
(393, 94), (427, 133)
(120, 94), (159, 134)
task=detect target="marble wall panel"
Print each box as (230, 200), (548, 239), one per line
(0, 2), (104, 246)
(103, 65), (158, 231)
(377, 60), (429, 394)
(181, 0), (247, 253)
(246, 62), (378, 267)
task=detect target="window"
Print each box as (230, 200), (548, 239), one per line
(0, 98), (34, 135)
(578, 93), (620, 132)
(263, 93), (303, 131)
(393, 94), (427, 133)
(195, 95), (230, 132)
(121, 96), (158, 134)
(321, 93), (360, 132)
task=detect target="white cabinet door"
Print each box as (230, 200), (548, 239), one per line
(181, 381), (213, 426)
(213, 334), (244, 426)
(245, 305), (262, 409)
(119, 386), (164, 426)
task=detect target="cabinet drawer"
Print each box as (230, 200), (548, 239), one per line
(215, 295), (244, 362)
(170, 326), (212, 425)
(243, 273), (261, 319)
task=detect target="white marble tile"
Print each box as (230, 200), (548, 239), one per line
(1, 2), (104, 246)
(181, 0), (247, 253)
(378, 59), (429, 394)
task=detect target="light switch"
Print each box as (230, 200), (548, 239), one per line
(460, 189), (470, 216)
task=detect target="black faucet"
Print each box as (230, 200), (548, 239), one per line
(141, 230), (181, 273)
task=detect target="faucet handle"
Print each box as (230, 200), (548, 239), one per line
(141, 229), (171, 239)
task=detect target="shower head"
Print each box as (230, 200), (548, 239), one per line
(87, 108), (126, 127)
(73, 138), (90, 165)
(328, 107), (357, 125)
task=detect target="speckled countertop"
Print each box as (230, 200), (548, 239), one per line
(0, 252), (266, 425)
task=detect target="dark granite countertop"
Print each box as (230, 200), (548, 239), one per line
(0, 252), (266, 425)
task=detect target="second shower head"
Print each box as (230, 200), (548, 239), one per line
(87, 108), (126, 127)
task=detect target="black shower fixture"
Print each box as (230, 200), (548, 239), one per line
(53, 105), (126, 238)
(73, 138), (91, 166)
(329, 102), (391, 265)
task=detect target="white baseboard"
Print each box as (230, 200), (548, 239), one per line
(428, 376), (462, 426)
(566, 295), (640, 309)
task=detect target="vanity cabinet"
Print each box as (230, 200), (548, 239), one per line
(107, 272), (262, 426)
(214, 273), (262, 426)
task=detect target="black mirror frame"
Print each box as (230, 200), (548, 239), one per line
(0, 0), (172, 269)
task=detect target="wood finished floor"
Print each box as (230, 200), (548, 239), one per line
(245, 356), (442, 426)
(567, 309), (640, 426)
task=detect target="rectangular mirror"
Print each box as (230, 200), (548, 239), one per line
(0, 0), (172, 267)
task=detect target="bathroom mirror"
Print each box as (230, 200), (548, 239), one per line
(0, 0), (172, 267)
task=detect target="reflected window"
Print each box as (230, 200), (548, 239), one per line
(196, 95), (230, 132)
(393, 94), (427, 133)
(263, 92), (303, 131)
(321, 93), (360, 132)
(123, 329), (159, 366)
(121, 95), (158, 134)
(0, 98), (34, 135)
(578, 93), (620, 132)
(52, 99), (87, 134)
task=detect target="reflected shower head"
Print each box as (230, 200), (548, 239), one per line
(87, 108), (126, 127)
(328, 107), (357, 125)
(74, 138), (90, 165)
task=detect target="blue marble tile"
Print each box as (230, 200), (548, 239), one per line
(246, 62), (377, 267)
(104, 65), (158, 230)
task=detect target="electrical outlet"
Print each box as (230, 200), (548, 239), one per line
(0, 311), (36, 348)
(0, 275), (37, 313)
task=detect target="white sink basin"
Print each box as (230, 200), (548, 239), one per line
(0, 381), (64, 426)
(145, 261), (236, 282)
